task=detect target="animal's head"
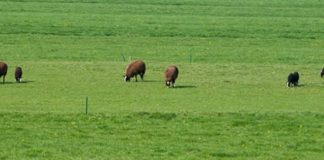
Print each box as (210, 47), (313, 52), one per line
(321, 68), (324, 77)
(123, 75), (130, 82)
(165, 81), (171, 87)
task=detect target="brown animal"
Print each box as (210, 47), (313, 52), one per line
(164, 65), (179, 88)
(124, 60), (146, 82)
(15, 67), (23, 83)
(0, 62), (8, 84)
(321, 67), (324, 78)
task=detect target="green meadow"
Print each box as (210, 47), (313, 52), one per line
(1, 0), (324, 159)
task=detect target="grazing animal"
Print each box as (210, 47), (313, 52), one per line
(124, 60), (146, 82)
(287, 72), (299, 87)
(15, 67), (23, 83)
(164, 65), (179, 88)
(0, 62), (8, 84)
(321, 68), (324, 78)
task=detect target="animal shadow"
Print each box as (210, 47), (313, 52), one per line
(0, 81), (16, 85)
(142, 80), (163, 83)
(298, 83), (324, 88)
(174, 85), (197, 89)
(20, 80), (34, 84)
(0, 80), (34, 85)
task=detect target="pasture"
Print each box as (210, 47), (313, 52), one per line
(1, 0), (324, 159)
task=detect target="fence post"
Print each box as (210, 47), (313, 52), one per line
(121, 53), (126, 62)
(85, 96), (88, 115)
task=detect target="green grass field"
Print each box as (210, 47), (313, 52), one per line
(1, 0), (324, 159)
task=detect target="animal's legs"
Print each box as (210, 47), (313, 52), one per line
(172, 80), (175, 87)
(140, 73), (144, 81)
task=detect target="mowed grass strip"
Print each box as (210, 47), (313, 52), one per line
(0, 112), (323, 159)
(1, 34), (324, 64)
(0, 0), (323, 39)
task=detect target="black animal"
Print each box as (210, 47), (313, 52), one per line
(321, 67), (324, 78)
(0, 61), (8, 84)
(287, 72), (299, 87)
(124, 60), (146, 82)
(164, 65), (179, 88)
(15, 67), (23, 83)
